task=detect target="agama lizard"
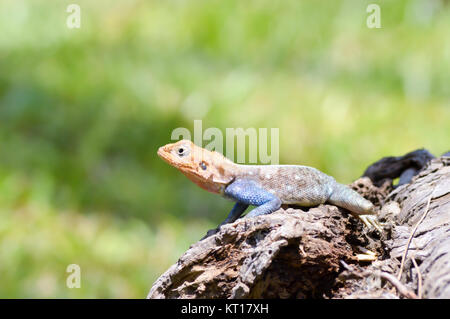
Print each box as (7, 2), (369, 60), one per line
(158, 140), (382, 232)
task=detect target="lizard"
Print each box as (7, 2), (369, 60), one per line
(157, 139), (382, 233)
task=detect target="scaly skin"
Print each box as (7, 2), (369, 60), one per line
(157, 140), (382, 232)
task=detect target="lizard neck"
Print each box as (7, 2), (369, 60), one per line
(183, 158), (242, 195)
(231, 163), (260, 175)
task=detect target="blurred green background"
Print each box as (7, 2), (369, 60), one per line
(0, 0), (448, 297)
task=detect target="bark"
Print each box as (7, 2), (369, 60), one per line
(148, 150), (450, 299)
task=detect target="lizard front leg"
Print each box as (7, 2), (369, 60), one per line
(224, 178), (282, 219)
(219, 202), (249, 227)
(204, 201), (250, 239)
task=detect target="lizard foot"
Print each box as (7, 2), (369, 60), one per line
(358, 214), (383, 233)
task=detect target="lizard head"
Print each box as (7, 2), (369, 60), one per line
(157, 140), (236, 194)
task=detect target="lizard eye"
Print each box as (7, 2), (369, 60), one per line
(199, 161), (207, 170)
(176, 147), (189, 157)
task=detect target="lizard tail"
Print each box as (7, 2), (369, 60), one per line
(327, 182), (376, 215)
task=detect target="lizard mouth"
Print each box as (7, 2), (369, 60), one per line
(157, 146), (193, 171)
(157, 146), (173, 165)
(157, 146), (166, 158)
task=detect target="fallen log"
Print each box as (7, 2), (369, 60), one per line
(148, 150), (450, 299)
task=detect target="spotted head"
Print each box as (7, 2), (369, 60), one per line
(157, 140), (236, 194)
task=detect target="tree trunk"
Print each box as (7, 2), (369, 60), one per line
(148, 150), (450, 299)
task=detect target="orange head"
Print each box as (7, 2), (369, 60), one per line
(157, 140), (236, 194)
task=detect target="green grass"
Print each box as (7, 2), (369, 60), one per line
(0, 0), (449, 297)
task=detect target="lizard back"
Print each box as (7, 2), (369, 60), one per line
(234, 165), (335, 206)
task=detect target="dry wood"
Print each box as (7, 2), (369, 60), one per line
(148, 150), (450, 299)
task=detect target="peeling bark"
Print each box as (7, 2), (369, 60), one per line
(148, 150), (450, 299)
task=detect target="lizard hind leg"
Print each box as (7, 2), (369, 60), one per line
(328, 183), (383, 233)
(327, 182), (375, 215)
